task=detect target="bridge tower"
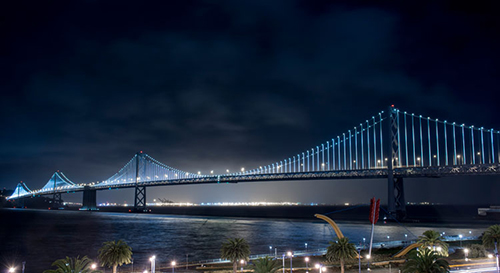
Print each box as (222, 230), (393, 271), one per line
(386, 106), (406, 219)
(133, 152), (147, 212)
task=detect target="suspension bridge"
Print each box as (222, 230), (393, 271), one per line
(7, 106), (500, 219)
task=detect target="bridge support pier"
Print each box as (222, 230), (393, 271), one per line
(81, 186), (97, 210)
(52, 193), (62, 209)
(133, 186), (147, 212)
(389, 177), (406, 219)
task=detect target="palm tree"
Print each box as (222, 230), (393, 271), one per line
(43, 256), (101, 273)
(483, 225), (500, 255)
(417, 230), (449, 257)
(326, 237), (357, 273)
(221, 238), (251, 273)
(98, 240), (132, 273)
(402, 248), (450, 273)
(252, 257), (282, 273)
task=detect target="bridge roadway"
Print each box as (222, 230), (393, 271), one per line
(30, 163), (500, 196)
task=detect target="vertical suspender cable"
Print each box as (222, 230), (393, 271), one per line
(397, 110), (401, 167)
(349, 131), (352, 170)
(326, 142), (330, 171)
(404, 112), (408, 166)
(412, 114), (416, 166)
(481, 128), (485, 164)
(453, 123), (457, 165)
(462, 125), (466, 164)
(471, 126), (475, 164)
(491, 130), (495, 163)
(355, 128), (358, 169)
(436, 119), (440, 166)
(427, 118), (431, 166)
(380, 113), (384, 168)
(343, 134), (346, 170)
(419, 116), (424, 166)
(361, 124), (364, 169)
(338, 137), (341, 170)
(444, 121), (448, 165)
(373, 117), (377, 167)
(367, 120), (371, 169)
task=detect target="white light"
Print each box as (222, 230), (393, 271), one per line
(240, 260), (245, 264)
(171, 261), (176, 266)
(241, 167), (245, 172)
(315, 264), (320, 269)
(197, 171), (201, 175)
(150, 255), (156, 261)
(226, 169), (230, 173)
(91, 264), (97, 269)
(211, 170), (214, 174)
(437, 247), (442, 252)
(459, 234), (463, 238)
(305, 257), (310, 262)
(144, 271), (148, 273)
(9, 267), (15, 273)
(464, 248), (469, 253)
(287, 251), (293, 257)
(366, 255), (371, 259)
(489, 254), (494, 259)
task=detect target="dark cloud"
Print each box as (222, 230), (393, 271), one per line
(1, 0), (499, 205)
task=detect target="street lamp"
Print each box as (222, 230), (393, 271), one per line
(305, 243), (308, 252)
(91, 263), (97, 270)
(269, 246), (273, 256)
(172, 261), (176, 273)
(305, 257), (310, 271)
(287, 251), (293, 273)
(150, 255), (156, 273)
(240, 260), (245, 272)
(459, 234), (463, 247)
(9, 268), (15, 273)
(464, 248), (469, 261)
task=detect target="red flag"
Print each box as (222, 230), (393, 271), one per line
(369, 197), (375, 224)
(374, 199), (380, 224)
(369, 198), (381, 224)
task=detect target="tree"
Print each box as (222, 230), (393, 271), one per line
(326, 237), (357, 273)
(221, 238), (251, 273)
(402, 248), (450, 273)
(98, 240), (132, 273)
(483, 225), (500, 255)
(417, 230), (449, 257)
(252, 257), (282, 273)
(468, 244), (487, 258)
(43, 256), (101, 273)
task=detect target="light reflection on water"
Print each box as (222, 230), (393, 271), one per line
(0, 209), (491, 272)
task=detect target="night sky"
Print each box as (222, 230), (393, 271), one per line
(2, 1), (500, 205)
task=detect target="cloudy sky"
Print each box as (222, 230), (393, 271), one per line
(1, 0), (500, 205)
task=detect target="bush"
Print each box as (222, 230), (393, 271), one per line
(468, 244), (487, 258)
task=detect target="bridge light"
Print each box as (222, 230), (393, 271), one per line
(211, 170), (214, 174)
(226, 169), (230, 173)
(433, 155), (437, 158)
(457, 155), (461, 158)
(197, 171), (201, 175)
(241, 167), (245, 172)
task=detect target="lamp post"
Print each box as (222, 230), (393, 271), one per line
(240, 260), (245, 272)
(356, 247), (361, 273)
(172, 261), (176, 273)
(464, 248), (469, 261)
(282, 254), (285, 273)
(270, 246), (273, 256)
(305, 257), (310, 273)
(287, 252), (293, 273)
(459, 234), (463, 248)
(305, 243), (308, 252)
(150, 255), (156, 273)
